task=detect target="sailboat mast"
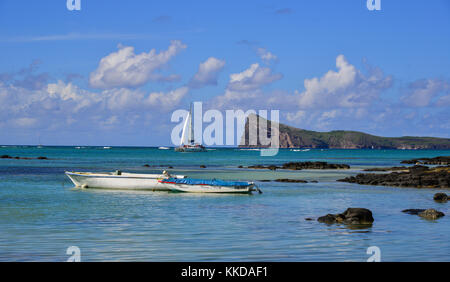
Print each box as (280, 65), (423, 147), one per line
(189, 103), (194, 144)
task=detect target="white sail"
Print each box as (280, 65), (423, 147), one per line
(180, 111), (190, 145)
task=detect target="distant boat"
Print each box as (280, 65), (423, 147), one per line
(159, 178), (261, 194)
(65, 170), (185, 191)
(103, 146), (111, 149)
(175, 103), (206, 152)
(158, 146), (170, 150)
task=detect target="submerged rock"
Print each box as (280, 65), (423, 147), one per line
(0, 155), (48, 160)
(402, 209), (425, 215)
(275, 179), (307, 183)
(200, 165), (206, 168)
(317, 208), (374, 225)
(281, 161), (350, 170)
(143, 164), (150, 167)
(433, 193), (448, 203)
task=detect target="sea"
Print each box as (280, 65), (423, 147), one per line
(0, 146), (449, 262)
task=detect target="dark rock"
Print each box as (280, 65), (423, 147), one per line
(304, 218), (314, 221)
(363, 166), (408, 172)
(281, 161), (350, 170)
(200, 165), (206, 168)
(402, 209), (426, 215)
(143, 164), (150, 167)
(168, 166), (173, 169)
(418, 209), (445, 220)
(433, 193), (448, 203)
(402, 208), (445, 220)
(238, 165), (243, 168)
(401, 156), (450, 165)
(267, 165), (278, 171)
(259, 180), (272, 182)
(275, 179), (307, 183)
(247, 164), (268, 169)
(247, 161), (350, 170)
(1, 155), (48, 160)
(310, 180), (318, 183)
(338, 165), (450, 188)
(317, 208), (374, 225)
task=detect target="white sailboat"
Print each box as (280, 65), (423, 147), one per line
(175, 104), (206, 152)
(65, 170), (186, 191)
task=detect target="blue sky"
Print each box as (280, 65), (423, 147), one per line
(0, 0), (449, 146)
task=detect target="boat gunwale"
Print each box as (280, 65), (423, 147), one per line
(65, 171), (182, 180)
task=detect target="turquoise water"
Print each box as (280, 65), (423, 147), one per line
(0, 146), (449, 261)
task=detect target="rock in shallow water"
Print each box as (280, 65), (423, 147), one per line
(402, 208), (445, 220)
(337, 165), (450, 188)
(275, 179), (308, 183)
(433, 193), (448, 203)
(418, 209), (445, 220)
(317, 208), (374, 225)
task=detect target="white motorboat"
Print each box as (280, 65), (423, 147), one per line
(159, 178), (262, 194)
(175, 103), (206, 152)
(65, 170), (185, 191)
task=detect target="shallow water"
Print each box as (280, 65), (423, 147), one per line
(0, 147), (449, 261)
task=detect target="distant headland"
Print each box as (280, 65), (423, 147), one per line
(239, 115), (450, 149)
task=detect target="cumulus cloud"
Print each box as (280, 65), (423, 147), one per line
(146, 86), (189, 108)
(401, 79), (449, 107)
(296, 55), (392, 109)
(189, 57), (225, 88)
(0, 78), (188, 133)
(228, 63), (282, 92)
(256, 48), (278, 63)
(89, 40), (186, 89)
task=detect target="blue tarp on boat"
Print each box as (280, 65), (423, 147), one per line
(162, 178), (251, 187)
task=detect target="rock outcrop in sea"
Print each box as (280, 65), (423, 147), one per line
(337, 165), (450, 188)
(247, 161), (350, 170)
(402, 209), (445, 220)
(317, 208), (374, 225)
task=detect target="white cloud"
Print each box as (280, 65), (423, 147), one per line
(13, 117), (37, 127)
(297, 55), (392, 109)
(257, 48), (277, 63)
(89, 40), (186, 89)
(401, 79), (449, 107)
(189, 57), (225, 88)
(228, 63), (282, 92)
(286, 110), (306, 122)
(146, 86), (189, 108)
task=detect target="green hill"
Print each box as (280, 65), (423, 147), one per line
(239, 115), (450, 149)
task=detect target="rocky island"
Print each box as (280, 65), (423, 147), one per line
(239, 114), (450, 149)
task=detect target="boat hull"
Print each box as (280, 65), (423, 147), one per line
(163, 183), (255, 194)
(65, 172), (183, 191)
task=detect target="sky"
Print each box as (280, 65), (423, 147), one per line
(0, 0), (449, 146)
